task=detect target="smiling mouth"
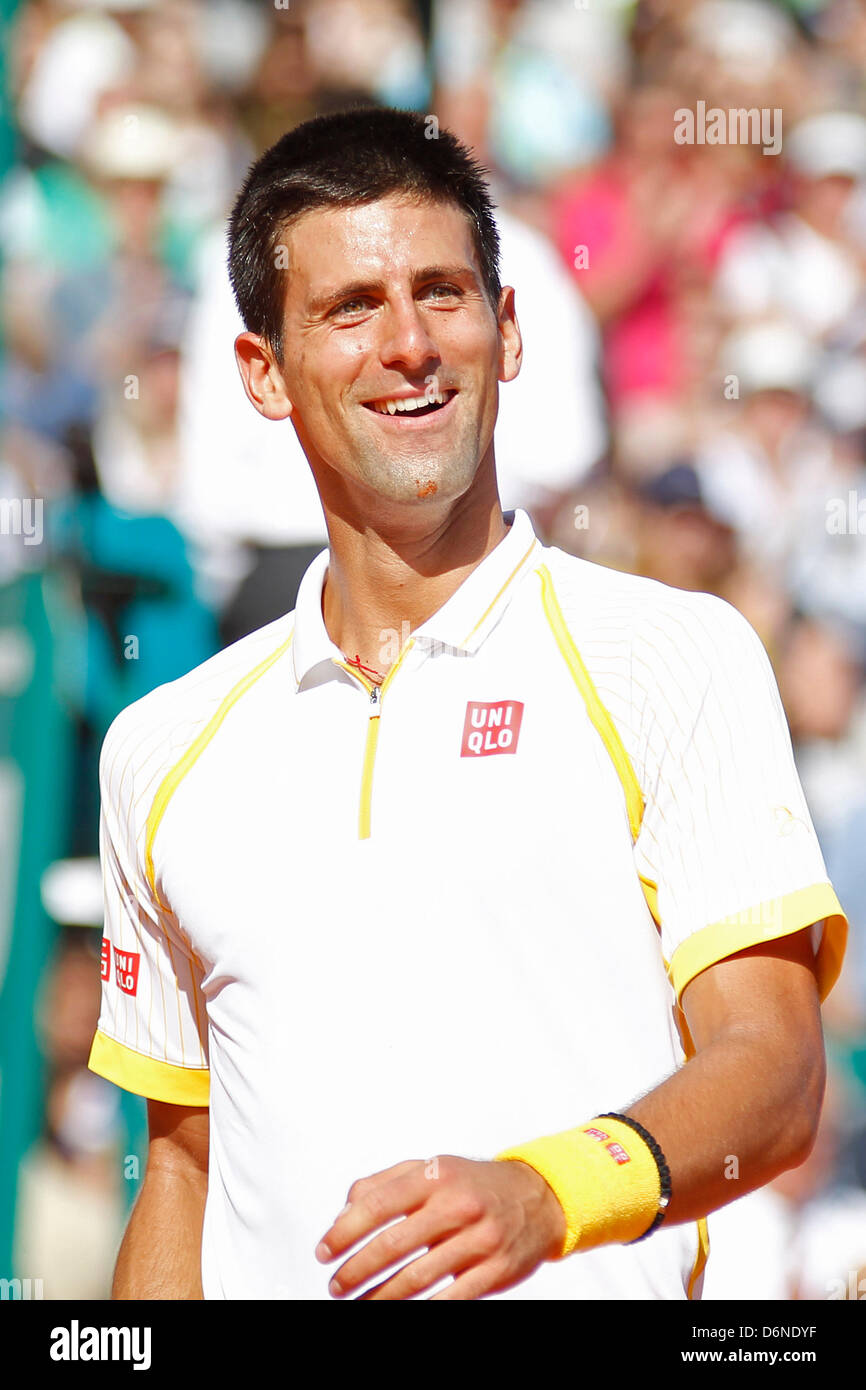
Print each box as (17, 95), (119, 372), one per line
(362, 388), (457, 418)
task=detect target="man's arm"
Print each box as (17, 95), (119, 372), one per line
(113, 1101), (209, 1300)
(626, 925), (824, 1223)
(314, 926), (825, 1299)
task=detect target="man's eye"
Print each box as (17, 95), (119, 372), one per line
(423, 283), (460, 300)
(332, 297), (372, 318)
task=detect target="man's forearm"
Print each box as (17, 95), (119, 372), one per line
(494, 932), (826, 1259)
(113, 1165), (207, 1299)
(623, 931), (827, 1230)
(626, 1023), (825, 1227)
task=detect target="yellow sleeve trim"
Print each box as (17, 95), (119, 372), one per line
(88, 1029), (210, 1106)
(668, 881), (848, 1006)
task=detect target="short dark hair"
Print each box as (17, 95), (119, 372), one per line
(227, 106), (502, 365)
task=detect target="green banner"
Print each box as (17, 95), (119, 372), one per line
(0, 573), (73, 1281)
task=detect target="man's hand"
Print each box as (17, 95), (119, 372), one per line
(314, 1154), (566, 1300)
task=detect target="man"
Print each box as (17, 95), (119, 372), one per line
(88, 107), (847, 1301)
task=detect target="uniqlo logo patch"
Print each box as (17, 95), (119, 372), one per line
(114, 948), (141, 996)
(100, 937), (111, 982)
(460, 701), (524, 757)
(606, 1141), (631, 1165)
(584, 1127), (609, 1143)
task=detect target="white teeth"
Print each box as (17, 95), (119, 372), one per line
(370, 391), (449, 414)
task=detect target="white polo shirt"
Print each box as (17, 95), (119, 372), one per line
(88, 507), (847, 1300)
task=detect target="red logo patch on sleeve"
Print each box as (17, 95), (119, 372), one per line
(606, 1141), (631, 1165)
(100, 937), (111, 982)
(113, 948), (141, 996)
(460, 701), (524, 757)
(584, 1127), (610, 1142)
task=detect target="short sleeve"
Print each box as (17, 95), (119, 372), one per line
(87, 710), (210, 1105)
(631, 593), (847, 1006)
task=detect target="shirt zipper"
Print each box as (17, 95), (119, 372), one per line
(333, 638), (415, 839)
(358, 682), (381, 839)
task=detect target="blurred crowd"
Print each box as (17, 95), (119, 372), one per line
(2, 0), (866, 1300)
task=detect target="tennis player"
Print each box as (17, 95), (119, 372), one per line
(88, 107), (847, 1300)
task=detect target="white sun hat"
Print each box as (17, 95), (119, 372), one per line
(80, 103), (181, 181)
(686, 0), (797, 74)
(786, 112), (866, 182)
(721, 320), (819, 395)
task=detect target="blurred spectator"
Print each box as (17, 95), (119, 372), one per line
(715, 112), (866, 339)
(630, 462), (738, 595)
(695, 319), (866, 652)
(549, 83), (755, 416)
(14, 2), (140, 162)
(304, 0), (428, 110)
(13, 1069), (126, 1300)
(13, 929), (127, 1299)
(696, 321), (830, 567)
(432, 0), (624, 194)
(777, 613), (866, 848)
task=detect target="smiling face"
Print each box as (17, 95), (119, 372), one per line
(238, 194), (520, 511)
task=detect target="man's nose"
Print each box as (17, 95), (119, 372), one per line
(378, 298), (439, 375)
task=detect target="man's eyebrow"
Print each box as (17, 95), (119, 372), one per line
(307, 279), (383, 316)
(413, 263), (478, 286)
(306, 264), (479, 316)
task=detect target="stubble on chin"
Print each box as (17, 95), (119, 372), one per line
(351, 421), (484, 504)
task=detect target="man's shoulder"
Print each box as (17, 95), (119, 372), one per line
(541, 544), (742, 637)
(99, 611), (296, 791)
(538, 545), (766, 691)
(537, 547), (778, 763)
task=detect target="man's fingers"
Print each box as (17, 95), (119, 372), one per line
(345, 1159), (421, 1194)
(328, 1202), (470, 1297)
(316, 1163), (429, 1260)
(429, 1257), (509, 1301)
(315, 1156), (556, 1299)
(356, 1228), (487, 1301)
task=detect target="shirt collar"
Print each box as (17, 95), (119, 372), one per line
(291, 508), (540, 689)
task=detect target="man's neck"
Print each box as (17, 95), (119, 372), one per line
(320, 488), (510, 683)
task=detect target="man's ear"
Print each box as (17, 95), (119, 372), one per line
(497, 286), (522, 385)
(234, 332), (294, 420)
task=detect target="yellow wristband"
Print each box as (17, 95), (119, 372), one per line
(494, 1116), (662, 1258)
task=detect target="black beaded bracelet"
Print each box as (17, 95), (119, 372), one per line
(598, 1112), (672, 1242)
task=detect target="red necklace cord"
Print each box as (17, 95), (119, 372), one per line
(344, 652), (383, 680)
